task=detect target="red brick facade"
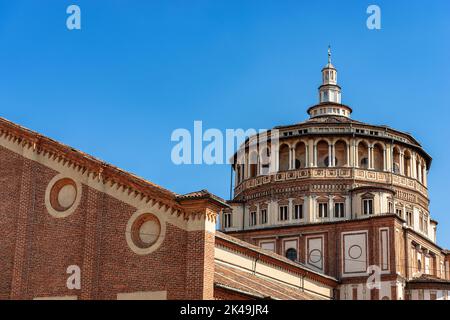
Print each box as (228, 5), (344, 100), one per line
(0, 142), (222, 300)
(1, 113), (448, 300)
(225, 215), (397, 279)
(0, 117), (343, 300)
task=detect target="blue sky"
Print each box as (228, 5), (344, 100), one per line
(0, 1), (449, 246)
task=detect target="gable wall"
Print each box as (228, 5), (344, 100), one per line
(0, 136), (216, 300)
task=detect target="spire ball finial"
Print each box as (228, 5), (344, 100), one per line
(328, 45), (331, 64)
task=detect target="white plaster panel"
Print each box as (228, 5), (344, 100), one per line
(342, 231), (368, 276)
(306, 236), (324, 271)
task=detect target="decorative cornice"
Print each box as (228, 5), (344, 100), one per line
(0, 117), (228, 224)
(215, 232), (339, 287)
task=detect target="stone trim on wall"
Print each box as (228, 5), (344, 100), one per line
(45, 173), (82, 219)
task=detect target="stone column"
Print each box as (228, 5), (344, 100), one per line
(385, 144), (391, 172)
(288, 199), (293, 222)
(328, 197), (334, 219)
(309, 139), (315, 167)
(388, 144), (393, 172)
(417, 163), (422, 183)
(305, 145), (309, 168)
(332, 143), (336, 167)
(346, 143), (351, 167)
(272, 147), (278, 173)
(400, 152), (405, 175)
(288, 147), (293, 170)
(345, 197), (351, 219)
(256, 154), (260, 176)
(313, 143), (317, 167)
(311, 196), (317, 223)
(423, 167), (427, 187)
(244, 156), (249, 178)
(328, 197), (333, 219)
(368, 146), (373, 169)
(304, 196), (310, 223)
(328, 144), (332, 167)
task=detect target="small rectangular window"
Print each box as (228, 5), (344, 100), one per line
(294, 204), (303, 220)
(279, 206), (288, 221)
(260, 209), (267, 224)
(363, 199), (373, 215)
(249, 211), (257, 226)
(223, 213), (232, 228)
(318, 203), (328, 218)
(334, 202), (345, 218)
(388, 202), (393, 213)
(406, 211), (413, 227)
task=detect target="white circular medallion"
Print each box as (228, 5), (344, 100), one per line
(57, 184), (77, 209)
(309, 249), (322, 264)
(139, 219), (160, 245)
(348, 245), (363, 260)
(126, 210), (165, 255)
(45, 174), (82, 218)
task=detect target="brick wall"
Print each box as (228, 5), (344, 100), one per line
(226, 216), (397, 280)
(185, 230), (215, 300)
(214, 286), (256, 300)
(0, 145), (215, 300)
(0, 147), (23, 299)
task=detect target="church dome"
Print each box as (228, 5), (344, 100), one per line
(230, 47), (431, 228)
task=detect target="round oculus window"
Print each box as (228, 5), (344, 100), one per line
(131, 213), (161, 249)
(46, 175), (81, 218)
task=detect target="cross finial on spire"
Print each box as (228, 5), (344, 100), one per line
(328, 45), (331, 64)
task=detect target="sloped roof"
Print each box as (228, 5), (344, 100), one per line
(407, 274), (450, 286)
(214, 262), (324, 300)
(215, 231), (338, 286)
(0, 116), (227, 211)
(409, 274), (448, 283)
(176, 189), (229, 208)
